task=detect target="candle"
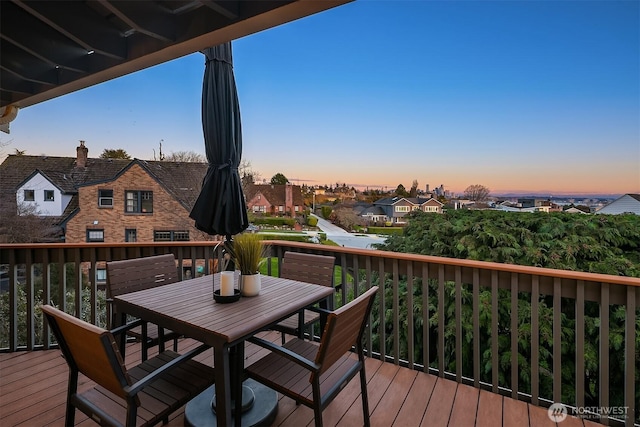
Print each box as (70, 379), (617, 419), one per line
(220, 271), (234, 296)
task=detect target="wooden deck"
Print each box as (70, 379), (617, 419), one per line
(1, 332), (600, 427)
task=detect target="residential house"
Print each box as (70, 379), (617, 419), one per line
(0, 142), (211, 243)
(244, 183), (305, 217)
(372, 196), (443, 224)
(357, 205), (388, 224)
(595, 193), (640, 215)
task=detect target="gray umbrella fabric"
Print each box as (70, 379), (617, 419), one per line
(189, 42), (248, 238)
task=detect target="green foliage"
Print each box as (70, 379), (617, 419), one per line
(252, 217), (295, 227)
(367, 226), (404, 236)
(371, 210), (640, 421)
(307, 216), (318, 227)
(321, 206), (332, 219)
(99, 148), (131, 159)
(381, 210), (640, 276)
(270, 173), (289, 185)
(259, 234), (313, 243)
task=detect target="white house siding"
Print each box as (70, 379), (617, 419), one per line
(595, 194), (640, 215)
(16, 173), (65, 216)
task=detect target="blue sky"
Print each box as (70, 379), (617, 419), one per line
(3, 0), (639, 195)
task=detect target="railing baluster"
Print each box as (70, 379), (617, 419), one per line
(576, 280), (585, 410)
(25, 249), (34, 350)
(472, 268), (480, 389)
(378, 257), (386, 363)
(57, 248), (66, 313)
(73, 248), (81, 318)
(89, 248), (97, 325)
(8, 249), (17, 351)
(407, 261), (414, 370)
(511, 272), (518, 399)
(365, 256), (373, 354)
(531, 275), (539, 406)
(422, 263), (429, 373)
(42, 249), (51, 349)
(455, 266), (462, 382)
(553, 276), (561, 405)
(392, 259), (399, 365)
(600, 282), (610, 426)
(491, 269), (499, 393)
(438, 264), (445, 377)
(624, 285), (635, 427)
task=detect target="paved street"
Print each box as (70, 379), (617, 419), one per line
(310, 214), (388, 249)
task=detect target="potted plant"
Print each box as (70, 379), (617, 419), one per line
(229, 233), (268, 296)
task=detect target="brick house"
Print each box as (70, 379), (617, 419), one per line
(244, 183), (305, 217)
(0, 142), (213, 243)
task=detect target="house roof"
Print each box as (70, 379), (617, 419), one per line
(374, 196), (442, 206)
(0, 1), (351, 112)
(0, 153), (207, 212)
(245, 183), (304, 206)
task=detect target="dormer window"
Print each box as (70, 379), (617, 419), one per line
(44, 190), (54, 201)
(23, 190), (34, 201)
(99, 189), (113, 207)
(125, 190), (153, 213)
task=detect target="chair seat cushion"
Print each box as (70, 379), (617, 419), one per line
(245, 338), (360, 407)
(75, 350), (215, 427)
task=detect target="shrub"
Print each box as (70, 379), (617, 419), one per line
(307, 216), (318, 227)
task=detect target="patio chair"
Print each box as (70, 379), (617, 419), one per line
(246, 286), (378, 427)
(41, 304), (215, 427)
(106, 254), (181, 360)
(272, 251), (336, 344)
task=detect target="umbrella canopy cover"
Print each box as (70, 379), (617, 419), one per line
(190, 42), (248, 237)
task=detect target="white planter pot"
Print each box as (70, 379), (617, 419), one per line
(240, 273), (261, 297)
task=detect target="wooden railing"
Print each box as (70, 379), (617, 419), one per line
(1, 241), (638, 426)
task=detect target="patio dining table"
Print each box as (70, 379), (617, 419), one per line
(113, 272), (334, 427)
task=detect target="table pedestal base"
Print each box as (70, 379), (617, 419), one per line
(185, 379), (278, 427)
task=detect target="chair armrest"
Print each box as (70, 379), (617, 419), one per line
(109, 318), (144, 336)
(304, 306), (331, 316)
(248, 337), (319, 371)
(124, 343), (211, 396)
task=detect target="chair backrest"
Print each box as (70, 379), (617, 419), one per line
(106, 254), (179, 298)
(280, 252), (335, 288)
(313, 286), (378, 378)
(40, 305), (131, 400)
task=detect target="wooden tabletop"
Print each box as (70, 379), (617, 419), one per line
(113, 273), (335, 347)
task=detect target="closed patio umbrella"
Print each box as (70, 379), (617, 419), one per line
(189, 42), (248, 240)
(186, 42), (276, 426)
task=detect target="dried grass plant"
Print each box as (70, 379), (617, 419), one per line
(230, 233), (268, 275)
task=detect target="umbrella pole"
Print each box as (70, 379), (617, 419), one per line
(223, 234), (235, 271)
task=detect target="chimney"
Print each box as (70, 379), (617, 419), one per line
(285, 183), (293, 216)
(76, 140), (88, 168)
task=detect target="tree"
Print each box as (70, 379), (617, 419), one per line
(270, 173), (289, 185)
(464, 184), (490, 202)
(100, 148), (131, 159)
(0, 202), (60, 243)
(394, 184), (409, 197)
(409, 179), (419, 198)
(330, 206), (364, 231)
(164, 151), (205, 162)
